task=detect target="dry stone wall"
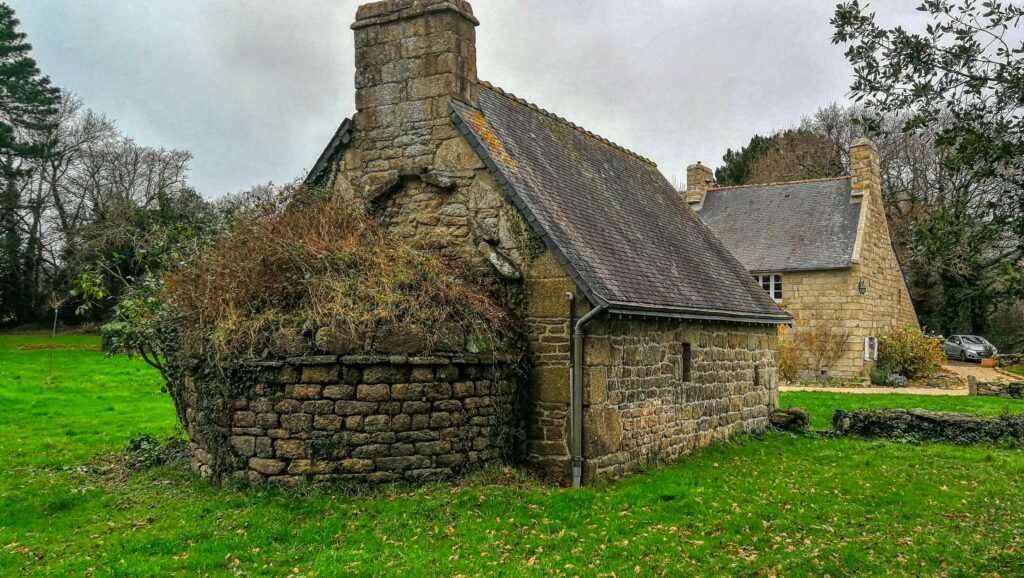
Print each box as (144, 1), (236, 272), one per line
(181, 350), (522, 486)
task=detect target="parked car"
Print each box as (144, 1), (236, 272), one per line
(943, 335), (998, 361)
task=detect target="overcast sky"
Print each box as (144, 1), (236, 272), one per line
(12, 1), (922, 197)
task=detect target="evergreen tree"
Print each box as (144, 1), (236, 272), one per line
(714, 134), (773, 186)
(0, 3), (59, 323)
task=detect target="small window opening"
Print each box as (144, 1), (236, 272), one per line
(753, 364), (760, 386)
(752, 273), (783, 302)
(682, 343), (692, 382)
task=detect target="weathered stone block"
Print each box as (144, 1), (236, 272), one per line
(363, 364), (410, 384)
(281, 413), (313, 432)
(315, 326), (366, 355)
(255, 413), (279, 429)
(288, 460), (336, 475)
(357, 384), (392, 402)
(535, 366), (569, 403)
(275, 439), (305, 459)
(271, 329), (308, 357)
(302, 365), (340, 384)
(301, 400), (334, 415)
(231, 436), (255, 457)
(233, 411), (256, 428)
(585, 367), (607, 405)
(313, 414), (343, 431)
(525, 278), (576, 318)
(410, 367), (434, 382)
(340, 458), (375, 473)
(285, 384), (323, 399)
(583, 407), (622, 459)
(364, 414), (391, 432)
(335, 401), (380, 416)
(391, 383), (424, 400)
(323, 384), (356, 400)
(352, 444), (390, 458)
(249, 458), (286, 475)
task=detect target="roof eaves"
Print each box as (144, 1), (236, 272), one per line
(305, 118), (354, 187)
(448, 99), (610, 309)
(750, 262), (853, 274)
(606, 301), (793, 326)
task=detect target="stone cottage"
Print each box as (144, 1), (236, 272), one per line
(687, 139), (919, 379)
(275, 0), (793, 486)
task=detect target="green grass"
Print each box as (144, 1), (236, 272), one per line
(2, 334), (1024, 576)
(782, 390), (1024, 429)
(1006, 365), (1024, 378)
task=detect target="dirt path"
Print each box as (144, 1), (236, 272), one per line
(943, 360), (1014, 384)
(780, 385), (968, 396)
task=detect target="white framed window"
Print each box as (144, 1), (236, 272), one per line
(864, 337), (879, 361)
(753, 274), (783, 302)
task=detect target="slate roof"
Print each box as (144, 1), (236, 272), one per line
(698, 178), (861, 273)
(306, 118), (354, 188)
(449, 83), (790, 324)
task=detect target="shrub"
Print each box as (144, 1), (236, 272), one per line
(108, 187), (513, 369)
(869, 365), (890, 386)
(878, 326), (946, 379)
(125, 434), (188, 470)
(886, 374), (908, 388)
(796, 325), (853, 374)
(776, 326), (800, 382)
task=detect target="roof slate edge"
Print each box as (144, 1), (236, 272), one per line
(448, 99), (610, 310)
(450, 98), (791, 327)
(305, 118), (354, 187)
(477, 81), (657, 168)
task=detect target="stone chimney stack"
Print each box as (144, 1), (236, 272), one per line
(849, 137), (880, 200)
(351, 0), (479, 178)
(686, 162), (713, 208)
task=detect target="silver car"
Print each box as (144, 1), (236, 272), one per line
(943, 335), (997, 361)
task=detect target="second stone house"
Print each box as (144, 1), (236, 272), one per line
(305, 0), (792, 485)
(688, 139), (919, 379)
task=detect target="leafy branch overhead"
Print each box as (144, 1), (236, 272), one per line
(833, 0), (1024, 181)
(827, 0), (1024, 335)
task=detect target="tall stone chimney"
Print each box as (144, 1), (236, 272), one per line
(350, 0), (479, 184)
(686, 162), (713, 208)
(849, 137), (880, 200)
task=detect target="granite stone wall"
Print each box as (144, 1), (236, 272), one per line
(175, 0), (786, 488)
(520, 301), (781, 483)
(181, 351), (523, 486)
(776, 140), (919, 379)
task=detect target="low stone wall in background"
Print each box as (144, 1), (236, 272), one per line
(996, 353), (1024, 367)
(968, 376), (1024, 400)
(832, 408), (1024, 444)
(181, 352), (523, 486)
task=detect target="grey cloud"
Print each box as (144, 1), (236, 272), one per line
(12, 0), (926, 196)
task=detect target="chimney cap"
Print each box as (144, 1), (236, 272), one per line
(353, 0), (479, 29)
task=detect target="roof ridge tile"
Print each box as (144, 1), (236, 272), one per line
(707, 175), (851, 192)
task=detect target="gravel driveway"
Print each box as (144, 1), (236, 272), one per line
(943, 360), (1015, 384)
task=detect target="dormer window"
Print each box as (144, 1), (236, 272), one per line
(753, 274), (783, 302)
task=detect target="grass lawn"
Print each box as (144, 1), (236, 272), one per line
(781, 390), (1024, 429)
(2, 335), (1024, 576)
(1006, 365), (1024, 378)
